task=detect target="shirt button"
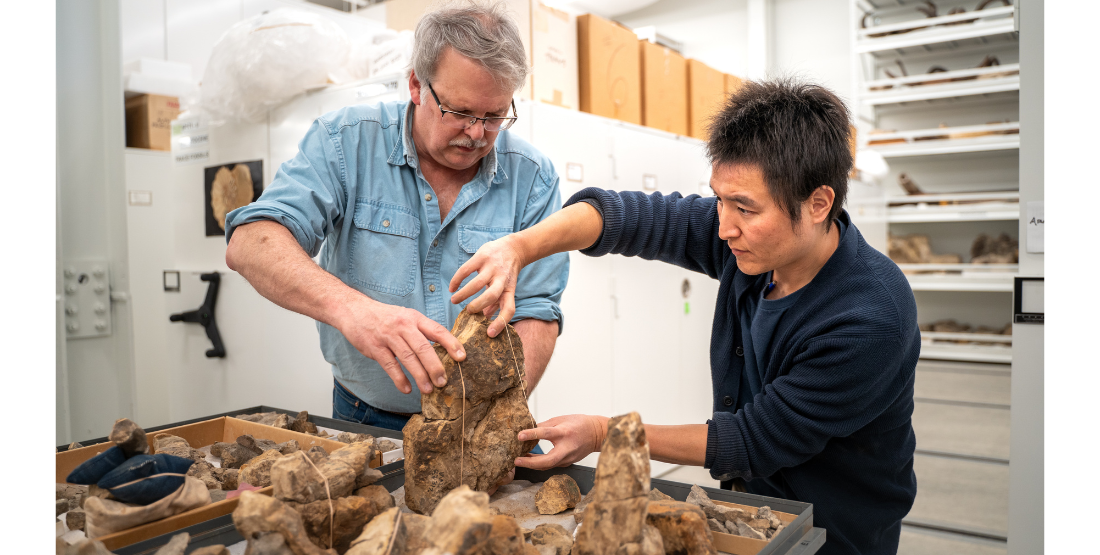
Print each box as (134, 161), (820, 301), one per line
(382, 219), (390, 228)
(735, 346), (744, 357)
(428, 284), (436, 292)
(432, 239), (439, 247)
(425, 193), (433, 201)
(723, 396), (734, 407)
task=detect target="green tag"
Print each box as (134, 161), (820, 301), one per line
(684, 302), (690, 315)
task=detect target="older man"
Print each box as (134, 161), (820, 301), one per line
(225, 3), (567, 430)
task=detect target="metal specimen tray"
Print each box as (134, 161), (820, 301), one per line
(113, 465), (824, 555)
(57, 405), (406, 475)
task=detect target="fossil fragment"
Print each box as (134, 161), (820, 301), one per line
(401, 513), (433, 554)
(58, 484), (88, 511)
(211, 164), (256, 231)
(213, 441), (259, 469)
(236, 412), (292, 430)
(153, 435), (205, 462)
(231, 490), (336, 555)
(57, 498), (69, 517)
(66, 508), (87, 532)
(529, 523), (573, 555)
(289, 411), (319, 435)
(376, 439), (398, 453)
(187, 459), (224, 490)
(971, 232), (1018, 264)
(110, 418), (149, 456)
(646, 500), (716, 555)
(346, 507), (405, 555)
(356, 467), (383, 489)
(67, 441), (84, 450)
(335, 432), (374, 445)
(191, 546), (230, 555)
(307, 446), (329, 461)
(271, 442), (374, 504)
(240, 450), (287, 488)
(420, 485), (493, 555)
(352, 485), (394, 517)
(648, 488), (674, 502)
(486, 514), (527, 555)
(286, 495), (374, 553)
(572, 488), (595, 524)
(534, 475), (582, 515)
(574, 412), (663, 555)
(735, 520), (766, 540)
(153, 532), (189, 555)
(403, 311), (536, 515)
(243, 532), (296, 555)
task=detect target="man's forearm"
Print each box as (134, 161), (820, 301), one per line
(512, 318), (557, 393)
(225, 220), (364, 328)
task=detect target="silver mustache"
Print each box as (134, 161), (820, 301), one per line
(449, 136), (489, 149)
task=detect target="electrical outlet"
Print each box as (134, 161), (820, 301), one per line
(63, 259), (112, 339)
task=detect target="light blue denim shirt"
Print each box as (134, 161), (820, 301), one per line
(225, 100), (568, 413)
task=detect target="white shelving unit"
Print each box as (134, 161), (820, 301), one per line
(855, 0), (1019, 366)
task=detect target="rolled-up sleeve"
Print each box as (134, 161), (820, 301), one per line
(511, 171), (568, 334)
(225, 118), (347, 257)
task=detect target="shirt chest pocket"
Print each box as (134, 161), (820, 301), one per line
(350, 201), (421, 297)
(458, 225), (513, 257)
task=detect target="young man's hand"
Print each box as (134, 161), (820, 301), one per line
(514, 415), (608, 470)
(449, 235), (526, 338)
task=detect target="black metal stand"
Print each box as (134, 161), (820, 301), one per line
(169, 272), (226, 358)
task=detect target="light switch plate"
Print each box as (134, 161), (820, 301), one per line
(63, 259), (112, 339)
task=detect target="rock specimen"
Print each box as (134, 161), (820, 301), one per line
(153, 532), (189, 555)
(56, 498), (69, 517)
(271, 442), (374, 504)
(357, 467), (383, 489)
(376, 439), (398, 453)
(352, 485), (394, 516)
(648, 488), (673, 502)
(290, 411), (320, 435)
(403, 311), (537, 515)
(572, 488), (595, 524)
(335, 432), (374, 444)
(61, 538), (116, 555)
(971, 232), (1018, 264)
(486, 514), (527, 555)
(188, 459), (224, 490)
(307, 446), (329, 461)
(346, 507), (406, 555)
(66, 508), (87, 532)
(534, 475), (582, 515)
(421, 485), (493, 555)
(57, 481), (89, 510)
(191, 547), (230, 555)
(221, 468), (240, 491)
(231, 490), (337, 555)
(153, 435), (205, 462)
(646, 500), (716, 555)
(286, 495), (373, 553)
(240, 450), (288, 488)
(236, 412), (292, 430)
(529, 523), (573, 555)
(68, 441), (84, 450)
(735, 521), (766, 540)
(685, 485), (751, 527)
(573, 412), (664, 555)
(401, 513), (433, 554)
(244, 532), (296, 555)
(685, 486), (784, 540)
(888, 233), (961, 264)
(212, 441), (259, 469)
(109, 418), (149, 456)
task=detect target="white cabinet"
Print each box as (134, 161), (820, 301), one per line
(526, 103), (717, 474)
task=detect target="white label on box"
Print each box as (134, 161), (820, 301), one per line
(128, 190), (153, 206)
(174, 150), (210, 165)
(566, 163), (584, 182)
(1026, 200), (1044, 253)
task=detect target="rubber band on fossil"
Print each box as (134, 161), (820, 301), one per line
(458, 360), (467, 488)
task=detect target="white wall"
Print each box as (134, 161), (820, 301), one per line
(57, 0), (136, 443)
(771, 0), (852, 106)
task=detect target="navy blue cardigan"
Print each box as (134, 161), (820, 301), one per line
(569, 189), (919, 555)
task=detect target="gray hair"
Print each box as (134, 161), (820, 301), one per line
(411, 0), (529, 93)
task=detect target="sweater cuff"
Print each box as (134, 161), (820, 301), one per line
(706, 411), (751, 482)
(564, 187), (624, 257)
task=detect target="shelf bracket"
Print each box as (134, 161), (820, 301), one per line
(169, 272), (226, 358)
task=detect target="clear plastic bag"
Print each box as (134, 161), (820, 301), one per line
(199, 8), (350, 124)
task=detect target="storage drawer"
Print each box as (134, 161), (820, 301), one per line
(912, 402), (1010, 460)
(906, 454), (1008, 539)
(914, 362), (1010, 406)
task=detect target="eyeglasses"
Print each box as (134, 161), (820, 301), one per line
(426, 81), (518, 132)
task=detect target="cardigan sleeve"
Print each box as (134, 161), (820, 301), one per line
(563, 187), (729, 279)
(705, 333), (915, 481)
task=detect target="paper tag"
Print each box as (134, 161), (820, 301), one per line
(128, 190), (152, 206)
(171, 115), (211, 166)
(1026, 201), (1044, 253)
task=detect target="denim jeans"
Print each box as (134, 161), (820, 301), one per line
(332, 379), (412, 432)
(331, 378), (544, 454)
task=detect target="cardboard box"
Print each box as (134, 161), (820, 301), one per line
(124, 94), (179, 151)
(639, 40), (687, 135)
(56, 417), (351, 551)
(686, 59), (725, 140)
(529, 1), (578, 109)
(386, 0), (575, 109)
(849, 123), (858, 177)
(708, 498), (798, 555)
(725, 72), (744, 97)
(577, 13), (642, 124)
